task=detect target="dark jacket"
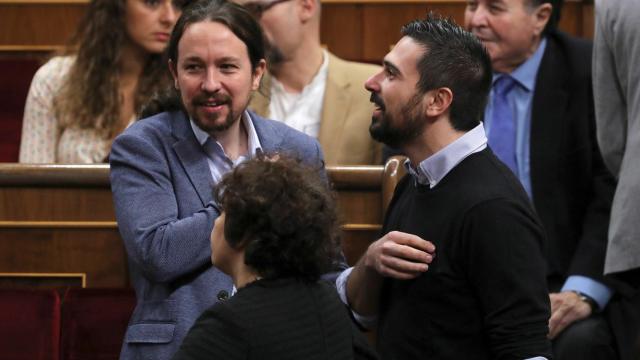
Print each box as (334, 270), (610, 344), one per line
(173, 278), (378, 360)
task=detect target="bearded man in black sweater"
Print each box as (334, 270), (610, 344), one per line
(336, 14), (553, 360)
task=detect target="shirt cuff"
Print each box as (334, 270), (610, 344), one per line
(561, 275), (613, 310)
(336, 267), (377, 328)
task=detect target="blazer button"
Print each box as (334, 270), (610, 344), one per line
(217, 290), (229, 301)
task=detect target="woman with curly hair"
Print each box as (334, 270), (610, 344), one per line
(173, 154), (377, 360)
(19, 0), (192, 163)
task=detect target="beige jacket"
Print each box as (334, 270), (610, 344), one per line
(249, 52), (382, 165)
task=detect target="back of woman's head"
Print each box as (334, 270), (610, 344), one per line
(214, 154), (339, 282)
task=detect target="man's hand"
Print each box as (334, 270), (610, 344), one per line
(363, 231), (435, 280)
(548, 291), (593, 339)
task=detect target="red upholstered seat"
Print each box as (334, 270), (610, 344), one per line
(0, 288), (61, 360)
(0, 57), (42, 162)
(60, 288), (135, 360)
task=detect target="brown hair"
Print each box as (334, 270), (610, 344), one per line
(53, 0), (190, 139)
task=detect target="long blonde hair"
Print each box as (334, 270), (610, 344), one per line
(53, 0), (172, 139)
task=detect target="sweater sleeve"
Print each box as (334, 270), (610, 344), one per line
(462, 198), (552, 360)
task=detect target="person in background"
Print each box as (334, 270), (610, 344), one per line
(464, 0), (617, 358)
(236, 0), (382, 165)
(593, 0), (640, 358)
(173, 155), (377, 360)
(20, 0), (191, 163)
(339, 13), (552, 359)
(110, 1), (330, 359)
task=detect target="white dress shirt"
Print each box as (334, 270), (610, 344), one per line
(268, 50), (329, 138)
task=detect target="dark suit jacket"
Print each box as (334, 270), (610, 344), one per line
(533, 32), (640, 359)
(530, 31), (615, 286)
(110, 110), (324, 360)
(172, 278), (378, 360)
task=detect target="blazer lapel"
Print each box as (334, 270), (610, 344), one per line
(170, 112), (214, 206)
(318, 53), (350, 165)
(250, 111), (283, 152)
(530, 36), (569, 205)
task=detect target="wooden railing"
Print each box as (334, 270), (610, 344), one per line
(0, 159), (406, 289)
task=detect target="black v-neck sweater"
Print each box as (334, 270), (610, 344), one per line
(377, 148), (552, 360)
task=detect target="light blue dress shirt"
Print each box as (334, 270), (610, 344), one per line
(484, 38), (547, 198)
(405, 122), (487, 187)
(190, 110), (263, 186)
(483, 37), (612, 309)
(190, 111), (262, 297)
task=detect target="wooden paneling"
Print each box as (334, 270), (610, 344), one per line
(0, 2), (84, 51)
(0, 164), (393, 289)
(0, 188), (114, 221)
(360, 4), (427, 62)
(558, 2), (581, 38)
(321, 4), (363, 61)
(341, 229), (378, 266)
(0, 272), (85, 289)
(0, 228), (126, 288)
(0, 1), (594, 61)
(337, 190), (381, 224)
(0, 165), (125, 288)
(582, 3), (594, 39)
(352, 1), (592, 62)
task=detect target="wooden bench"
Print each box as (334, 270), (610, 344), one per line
(0, 160), (406, 289)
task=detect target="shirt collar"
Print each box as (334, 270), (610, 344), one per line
(405, 123), (488, 188)
(189, 110), (262, 155)
(494, 37), (547, 92)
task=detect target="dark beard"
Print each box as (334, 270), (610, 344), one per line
(196, 109), (236, 134)
(369, 93), (425, 149)
(190, 92), (238, 135)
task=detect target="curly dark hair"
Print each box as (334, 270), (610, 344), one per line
(214, 154), (339, 282)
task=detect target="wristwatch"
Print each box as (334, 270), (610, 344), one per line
(573, 291), (598, 312)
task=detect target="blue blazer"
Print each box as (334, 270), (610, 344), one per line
(110, 110), (323, 360)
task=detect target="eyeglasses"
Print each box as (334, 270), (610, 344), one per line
(242, 0), (293, 18)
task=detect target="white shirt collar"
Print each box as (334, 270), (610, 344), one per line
(405, 123), (488, 188)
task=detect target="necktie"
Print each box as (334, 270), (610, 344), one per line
(488, 75), (518, 174)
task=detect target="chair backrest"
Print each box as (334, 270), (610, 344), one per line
(60, 288), (135, 360)
(0, 288), (61, 360)
(0, 57), (42, 162)
(381, 155), (407, 214)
